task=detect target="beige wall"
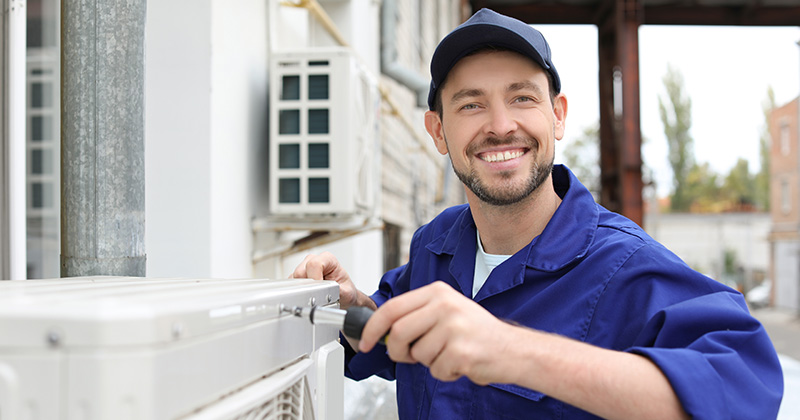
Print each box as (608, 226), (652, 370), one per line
(768, 97), (800, 310)
(770, 98), (800, 228)
(378, 0), (465, 265)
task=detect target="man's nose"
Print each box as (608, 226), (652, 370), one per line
(483, 105), (518, 138)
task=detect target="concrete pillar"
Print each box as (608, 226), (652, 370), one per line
(60, 0), (146, 277)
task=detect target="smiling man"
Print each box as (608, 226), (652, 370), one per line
(292, 8), (783, 420)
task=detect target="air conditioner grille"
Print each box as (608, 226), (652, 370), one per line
(231, 377), (315, 420)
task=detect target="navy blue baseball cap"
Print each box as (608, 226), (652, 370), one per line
(427, 8), (561, 110)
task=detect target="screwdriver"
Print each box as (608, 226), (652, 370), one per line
(282, 304), (384, 343)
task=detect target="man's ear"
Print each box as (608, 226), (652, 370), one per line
(553, 93), (568, 141)
(424, 111), (449, 155)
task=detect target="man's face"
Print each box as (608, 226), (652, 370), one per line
(425, 50), (567, 206)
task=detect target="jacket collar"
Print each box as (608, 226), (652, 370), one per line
(425, 165), (598, 274)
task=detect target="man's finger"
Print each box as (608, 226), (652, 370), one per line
(290, 254), (315, 279)
(383, 303), (442, 363)
(305, 258), (325, 281)
(359, 283), (447, 352)
(405, 318), (449, 366)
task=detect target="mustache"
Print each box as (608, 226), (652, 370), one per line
(465, 135), (539, 156)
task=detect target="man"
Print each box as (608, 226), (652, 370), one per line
(292, 8), (783, 419)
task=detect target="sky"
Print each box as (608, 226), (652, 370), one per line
(538, 24), (800, 197)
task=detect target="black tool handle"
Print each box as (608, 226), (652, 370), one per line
(342, 305), (374, 340)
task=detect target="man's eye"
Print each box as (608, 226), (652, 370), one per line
(461, 104), (478, 110)
(515, 96), (534, 103)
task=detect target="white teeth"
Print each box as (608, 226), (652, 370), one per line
(481, 150), (523, 162)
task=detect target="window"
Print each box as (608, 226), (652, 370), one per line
(780, 122), (790, 156)
(781, 179), (791, 215)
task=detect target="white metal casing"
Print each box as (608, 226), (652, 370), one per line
(0, 277), (343, 420)
(269, 47), (380, 218)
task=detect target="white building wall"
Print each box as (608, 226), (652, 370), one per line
(255, 0), (463, 285)
(145, 0), (214, 277)
(258, 0), (387, 289)
(644, 212), (771, 289)
(774, 241), (800, 310)
(209, 0), (268, 278)
(279, 231), (385, 295)
(146, 0), (268, 278)
(311, 0), (380, 74)
(146, 0), (463, 282)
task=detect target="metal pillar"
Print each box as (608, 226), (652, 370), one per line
(597, 0), (644, 226)
(60, 0), (146, 277)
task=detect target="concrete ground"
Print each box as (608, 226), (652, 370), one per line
(752, 307), (800, 420)
(753, 306), (800, 361)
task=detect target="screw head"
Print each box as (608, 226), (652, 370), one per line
(172, 323), (184, 339)
(46, 330), (61, 347)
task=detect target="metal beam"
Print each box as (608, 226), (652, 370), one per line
(471, 2), (800, 26)
(598, 36), (619, 217)
(477, 4), (600, 24)
(619, 0), (644, 226)
(643, 5), (800, 26)
(597, 0), (644, 226)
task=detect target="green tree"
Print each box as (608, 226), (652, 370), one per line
(658, 65), (695, 212)
(722, 158), (756, 207)
(683, 162), (722, 212)
(562, 123), (600, 198)
(755, 87), (775, 210)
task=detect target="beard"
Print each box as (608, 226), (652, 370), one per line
(448, 135), (554, 206)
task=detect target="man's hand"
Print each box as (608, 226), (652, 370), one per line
(358, 281), (517, 385)
(359, 281), (689, 420)
(290, 252), (374, 310)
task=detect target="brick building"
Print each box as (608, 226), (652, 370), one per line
(769, 96), (800, 311)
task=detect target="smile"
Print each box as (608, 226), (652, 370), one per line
(479, 149), (525, 163)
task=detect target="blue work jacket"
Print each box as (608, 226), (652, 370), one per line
(344, 165), (783, 419)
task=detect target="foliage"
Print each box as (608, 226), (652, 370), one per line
(755, 87), (775, 211)
(562, 123), (600, 198)
(675, 159), (761, 213)
(683, 162), (721, 212)
(658, 71), (770, 213)
(722, 158), (756, 207)
(658, 65), (694, 212)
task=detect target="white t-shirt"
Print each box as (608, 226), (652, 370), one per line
(473, 230), (512, 298)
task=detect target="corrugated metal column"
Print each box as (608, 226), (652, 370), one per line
(597, 0), (644, 226)
(60, 0), (146, 277)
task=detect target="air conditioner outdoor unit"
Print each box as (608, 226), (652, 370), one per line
(0, 277), (343, 420)
(268, 47), (380, 219)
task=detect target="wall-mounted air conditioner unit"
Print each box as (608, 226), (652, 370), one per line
(0, 277), (343, 420)
(269, 47), (380, 219)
